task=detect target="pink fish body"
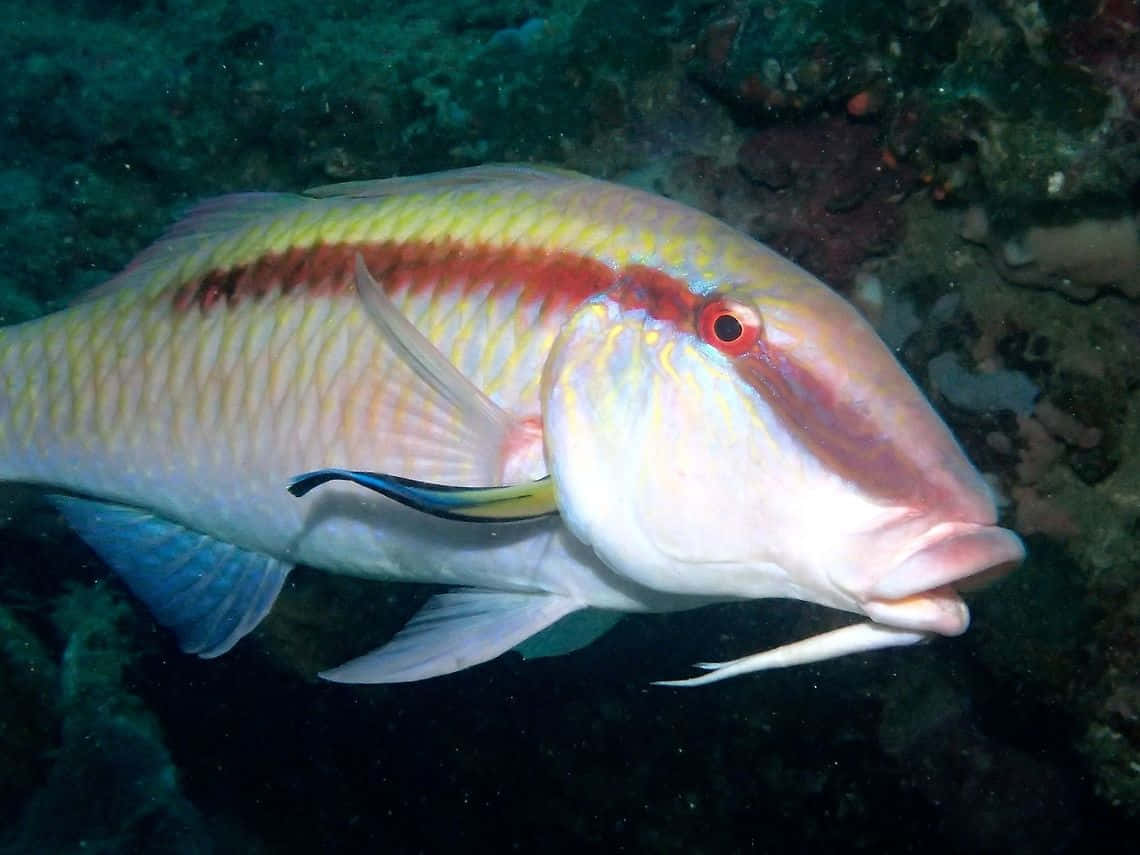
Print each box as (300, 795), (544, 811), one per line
(0, 166), (1023, 685)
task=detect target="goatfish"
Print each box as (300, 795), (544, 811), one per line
(0, 165), (1024, 686)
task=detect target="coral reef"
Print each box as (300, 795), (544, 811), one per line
(1057, 0), (1140, 116)
(927, 350), (1039, 416)
(693, 1), (1140, 268)
(1083, 584), (1140, 816)
(649, 115), (917, 287)
(0, 601), (58, 821)
(692, 0), (967, 118)
(734, 117), (916, 285)
(0, 582), (222, 853)
(962, 206), (1140, 299)
(868, 195), (1140, 823)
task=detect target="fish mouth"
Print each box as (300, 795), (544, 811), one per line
(874, 522), (1026, 599)
(857, 522), (1026, 636)
(654, 519), (1026, 688)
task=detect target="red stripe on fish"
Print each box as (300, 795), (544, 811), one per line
(171, 241), (619, 315)
(735, 346), (933, 509)
(174, 242), (932, 509)
(607, 265), (701, 328)
(603, 267), (934, 509)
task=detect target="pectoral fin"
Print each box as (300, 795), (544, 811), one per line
(321, 589), (580, 683)
(335, 252), (547, 492)
(288, 469), (557, 522)
(353, 253), (513, 447)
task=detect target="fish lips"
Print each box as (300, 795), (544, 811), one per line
(857, 523), (1026, 636)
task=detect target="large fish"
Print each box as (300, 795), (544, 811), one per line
(0, 166), (1024, 686)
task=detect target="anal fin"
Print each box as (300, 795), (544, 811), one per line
(321, 589), (580, 684)
(52, 497), (290, 658)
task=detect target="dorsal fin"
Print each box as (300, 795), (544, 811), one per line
(304, 163), (588, 199)
(152, 192), (307, 244)
(70, 191), (307, 305)
(124, 192), (307, 276)
(69, 165), (588, 306)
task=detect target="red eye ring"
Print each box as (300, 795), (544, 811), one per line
(697, 298), (762, 356)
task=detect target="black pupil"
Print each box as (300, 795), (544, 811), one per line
(713, 313), (743, 342)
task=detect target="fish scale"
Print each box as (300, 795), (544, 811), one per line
(8, 174), (715, 510)
(0, 177), (652, 555)
(0, 166), (1024, 685)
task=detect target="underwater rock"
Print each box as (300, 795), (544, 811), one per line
(0, 603), (59, 821)
(1057, 0), (1140, 117)
(0, 0), (687, 308)
(732, 116), (917, 285)
(1010, 484), (1080, 539)
(642, 115), (917, 289)
(6, 713), (214, 855)
(890, 2), (1130, 214)
(2, 584), (219, 854)
(692, 1), (1131, 218)
(692, 0), (968, 117)
(962, 207), (1140, 299)
(1082, 586), (1140, 818)
(927, 351), (1039, 415)
(1034, 399), (1103, 451)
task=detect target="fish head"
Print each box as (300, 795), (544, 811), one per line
(541, 251), (1024, 637)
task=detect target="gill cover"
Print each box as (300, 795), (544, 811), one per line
(541, 287), (780, 599)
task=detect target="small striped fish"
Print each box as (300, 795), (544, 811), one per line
(0, 166), (1023, 685)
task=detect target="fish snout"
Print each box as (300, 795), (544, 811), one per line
(856, 522), (1025, 636)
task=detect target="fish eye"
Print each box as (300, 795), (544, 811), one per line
(713, 313), (743, 342)
(697, 298), (762, 356)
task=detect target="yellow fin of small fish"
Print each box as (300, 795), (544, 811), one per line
(70, 192), (308, 305)
(305, 162), (588, 199)
(288, 469), (558, 522)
